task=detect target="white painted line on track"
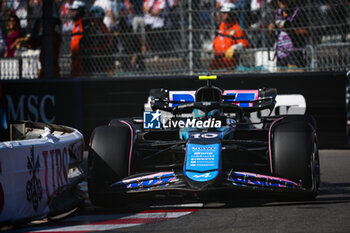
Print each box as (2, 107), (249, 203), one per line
(9, 182), (199, 232)
(22, 224), (141, 232)
(14, 209), (197, 233)
(151, 203), (204, 208)
(63, 210), (194, 222)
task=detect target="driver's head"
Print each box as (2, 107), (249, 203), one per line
(192, 109), (222, 119)
(195, 86), (222, 102)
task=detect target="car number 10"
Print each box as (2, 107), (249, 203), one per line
(191, 133), (218, 139)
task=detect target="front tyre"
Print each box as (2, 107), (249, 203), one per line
(87, 124), (133, 207)
(271, 116), (320, 200)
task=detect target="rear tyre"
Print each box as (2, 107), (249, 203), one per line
(87, 124), (132, 207)
(271, 116), (320, 200)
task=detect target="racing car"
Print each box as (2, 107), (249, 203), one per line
(87, 77), (320, 207)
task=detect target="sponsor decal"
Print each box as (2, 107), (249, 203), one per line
(143, 111), (161, 129)
(228, 171), (298, 188)
(113, 172), (176, 190)
(169, 90), (259, 107)
(191, 133), (219, 139)
(0, 129), (83, 224)
(26, 146), (43, 212)
(143, 111), (222, 129)
(6, 95), (56, 123)
(185, 171), (218, 182)
(163, 118), (221, 129)
(193, 173), (211, 178)
(42, 147), (69, 203)
(69, 141), (84, 163)
(164, 91), (306, 126)
(185, 143), (220, 182)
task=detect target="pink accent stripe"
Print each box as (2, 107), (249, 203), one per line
(120, 120), (133, 176)
(223, 90), (259, 107)
(121, 172), (174, 183)
(223, 90), (259, 99)
(268, 117), (284, 174)
(233, 172), (298, 185)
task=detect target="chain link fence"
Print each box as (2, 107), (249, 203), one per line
(0, 0), (349, 79)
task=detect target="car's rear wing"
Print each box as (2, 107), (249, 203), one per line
(149, 88), (277, 114)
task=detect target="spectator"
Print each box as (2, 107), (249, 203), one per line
(114, 15), (145, 72)
(209, 3), (249, 71)
(216, 0), (234, 27)
(29, 0), (42, 18)
(69, 0), (86, 77)
(29, 16), (62, 78)
(8, 14), (62, 78)
(127, 0), (146, 55)
(167, 0), (180, 50)
(80, 5), (113, 76)
(13, 0), (28, 30)
(28, 0), (42, 33)
(268, 0), (310, 71)
(4, 13), (22, 58)
(143, 0), (169, 58)
(200, 0), (211, 34)
(0, 0), (7, 34)
(59, 0), (74, 32)
(0, 27), (5, 57)
(93, 0), (115, 30)
(249, 0), (274, 29)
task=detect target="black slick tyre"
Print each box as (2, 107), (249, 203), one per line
(87, 124), (133, 207)
(271, 116), (320, 200)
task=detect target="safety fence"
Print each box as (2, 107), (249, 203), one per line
(1, 42), (348, 79)
(0, 1), (349, 79)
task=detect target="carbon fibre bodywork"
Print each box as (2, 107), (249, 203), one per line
(88, 81), (320, 204)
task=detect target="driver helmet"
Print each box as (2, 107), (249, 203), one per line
(195, 86), (222, 102)
(192, 109), (222, 119)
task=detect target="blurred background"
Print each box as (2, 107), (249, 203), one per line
(0, 0), (349, 79)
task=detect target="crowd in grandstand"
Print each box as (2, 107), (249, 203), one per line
(0, 0), (348, 78)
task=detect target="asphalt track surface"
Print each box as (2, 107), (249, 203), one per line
(8, 149), (350, 233)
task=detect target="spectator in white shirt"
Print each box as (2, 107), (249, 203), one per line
(93, 0), (115, 30)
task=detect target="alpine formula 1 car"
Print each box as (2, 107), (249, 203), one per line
(87, 77), (320, 207)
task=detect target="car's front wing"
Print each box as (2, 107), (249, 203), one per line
(110, 170), (307, 194)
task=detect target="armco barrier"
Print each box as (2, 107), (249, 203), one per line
(0, 122), (84, 224)
(1, 72), (348, 148)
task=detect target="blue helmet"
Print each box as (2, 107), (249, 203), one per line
(192, 109), (222, 119)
